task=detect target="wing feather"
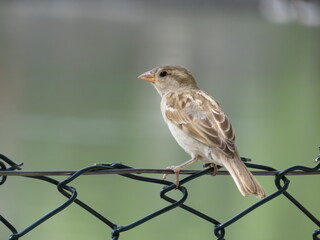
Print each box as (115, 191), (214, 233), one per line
(165, 90), (236, 157)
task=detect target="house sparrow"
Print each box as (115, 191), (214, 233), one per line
(138, 65), (265, 198)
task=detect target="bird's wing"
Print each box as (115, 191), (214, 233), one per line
(164, 90), (236, 158)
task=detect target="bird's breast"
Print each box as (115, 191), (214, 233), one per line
(160, 96), (225, 165)
(160, 95), (206, 158)
(166, 120), (211, 162)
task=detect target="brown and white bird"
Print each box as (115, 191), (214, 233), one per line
(138, 65), (265, 198)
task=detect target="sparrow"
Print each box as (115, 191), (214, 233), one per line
(138, 65), (265, 198)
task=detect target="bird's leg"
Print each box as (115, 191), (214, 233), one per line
(163, 155), (200, 187)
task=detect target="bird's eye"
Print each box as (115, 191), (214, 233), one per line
(159, 71), (168, 77)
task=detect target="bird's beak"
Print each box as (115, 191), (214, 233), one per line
(138, 71), (156, 83)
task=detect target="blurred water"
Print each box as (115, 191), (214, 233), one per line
(0, 1), (319, 240)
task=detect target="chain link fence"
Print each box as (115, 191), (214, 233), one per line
(0, 152), (319, 240)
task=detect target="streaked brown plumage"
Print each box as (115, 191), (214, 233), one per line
(165, 90), (236, 157)
(138, 65), (265, 198)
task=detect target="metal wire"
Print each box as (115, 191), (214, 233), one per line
(0, 152), (319, 240)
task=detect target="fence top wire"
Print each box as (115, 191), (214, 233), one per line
(0, 151), (320, 240)
(0, 168), (320, 177)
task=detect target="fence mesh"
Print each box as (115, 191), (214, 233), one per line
(0, 151), (320, 240)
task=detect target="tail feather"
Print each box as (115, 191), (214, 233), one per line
(222, 157), (265, 198)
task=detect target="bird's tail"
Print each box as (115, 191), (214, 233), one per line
(222, 156), (265, 198)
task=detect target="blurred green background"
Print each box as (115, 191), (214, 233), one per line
(0, 1), (319, 240)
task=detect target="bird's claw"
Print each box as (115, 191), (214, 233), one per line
(203, 163), (218, 176)
(163, 165), (181, 188)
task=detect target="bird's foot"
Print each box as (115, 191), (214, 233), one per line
(163, 165), (181, 188)
(163, 156), (200, 187)
(203, 163), (218, 176)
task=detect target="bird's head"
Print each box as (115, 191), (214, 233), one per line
(138, 65), (198, 96)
